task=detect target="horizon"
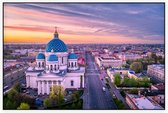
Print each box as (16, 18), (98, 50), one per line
(4, 3), (164, 44)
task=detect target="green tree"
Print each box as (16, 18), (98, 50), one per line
(151, 52), (158, 63)
(43, 98), (52, 108)
(76, 101), (82, 109)
(5, 100), (17, 109)
(71, 102), (76, 109)
(71, 94), (78, 102)
(13, 82), (21, 92)
(114, 73), (121, 86)
(7, 89), (18, 101)
(17, 103), (30, 110)
(129, 89), (139, 94)
(49, 85), (65, 106)
(130, 62), (143, 73)
(126, 59), (133, 65)
(129, 78), (137, 87)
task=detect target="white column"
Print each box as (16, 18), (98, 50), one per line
(47, 81), (49, 95)
(42, 81), (44, 95)
(43, 81), (46, 94)
(82, 75), (85, 88)
(26, 76), (29, 87)
(52, 81), (53, 88)
(38, 81), (41, 95)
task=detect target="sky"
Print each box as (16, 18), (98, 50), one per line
(4, 3), (164, 44)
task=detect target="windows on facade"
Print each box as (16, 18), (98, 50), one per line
(71, 62), (73, 67)
(55, 65), (56, 70)
(42, 62), (44, 67)
(38, 62), (40, 68)
(51, 65), (53, 71)
(62, 57), (64, 64)
(71, 80), (74, 86)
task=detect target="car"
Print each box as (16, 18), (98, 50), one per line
(102, 87), (106, 92)
(26, 91), (30, 94)
(22, 90), (26, 93)
(3, 86), (9, 90)
(64, 98), (68, 102)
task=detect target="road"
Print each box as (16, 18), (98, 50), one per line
(83, 52), (117, 110)
(3, 66), (28, 92)
(106, 77), (130, 109)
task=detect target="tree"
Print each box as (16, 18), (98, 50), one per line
(71, 94), (78, 102)
(114, 73), (121, 86)
(7, 89), (18, 101)
(151, 52), (158, 63)
(49, 85), (65, 106)
(13, 82), (21, 92)
(76, 100), (82, 109)
(17, 103), (30, 110)
(5, 100), (17, 109)
(71, 102), (76, 109)
(129, 78), (137, 87)
(130, 62), (143, 73)
(122, 64), (126, 68)
(43, 98), (52, 108)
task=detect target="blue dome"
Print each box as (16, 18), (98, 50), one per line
(46, 38), (67, 52)
(47, 54), (58, 61)
(36, 53), (45, 59)
(68, 53), (78, 59)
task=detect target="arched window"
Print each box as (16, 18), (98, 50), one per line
(71, 62), (73, 67)
(71, 80), (74, 86)
(55, 65), (56, 70)
(42, 62), (44, 67)
(62, 57), (64, 64)
(51, 65), (53, 71)
(38, 62), (40, 68)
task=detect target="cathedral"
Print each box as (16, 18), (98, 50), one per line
(25, 28), (85, 95)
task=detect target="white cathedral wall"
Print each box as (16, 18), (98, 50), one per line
(26, 72), (39, 88)
(63, 72), (84, 89)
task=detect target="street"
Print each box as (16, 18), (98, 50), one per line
(3, 66), (28, 92)
(83, 52), (117, 109)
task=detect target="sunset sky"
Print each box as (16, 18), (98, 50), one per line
(4, 3), (164, 44)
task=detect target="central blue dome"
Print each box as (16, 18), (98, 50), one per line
(36, 53), (45, 59)
(68, 53), (78, 59)
(46, 38), (67, 52)
(47, 54), (58, 61)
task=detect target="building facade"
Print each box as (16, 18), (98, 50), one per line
(126, 94), (163, 109)
(95, 56), (125, 68)
(147, 64), (164, 82)
(26, 29), (85, 95)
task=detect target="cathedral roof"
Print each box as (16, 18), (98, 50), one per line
(45, 27), (67, 52)
(47, 54), (58, 61)
(68, 53), (78, 59)
(36, 53), (45, 59)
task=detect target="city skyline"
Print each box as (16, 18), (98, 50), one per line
(4, 3), (164, 44)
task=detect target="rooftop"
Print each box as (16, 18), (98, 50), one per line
(149, 64), (164, 70)
(109, 67), (129, 72)
(152, 83), (165, 90)
(127, 94), (163, 109)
